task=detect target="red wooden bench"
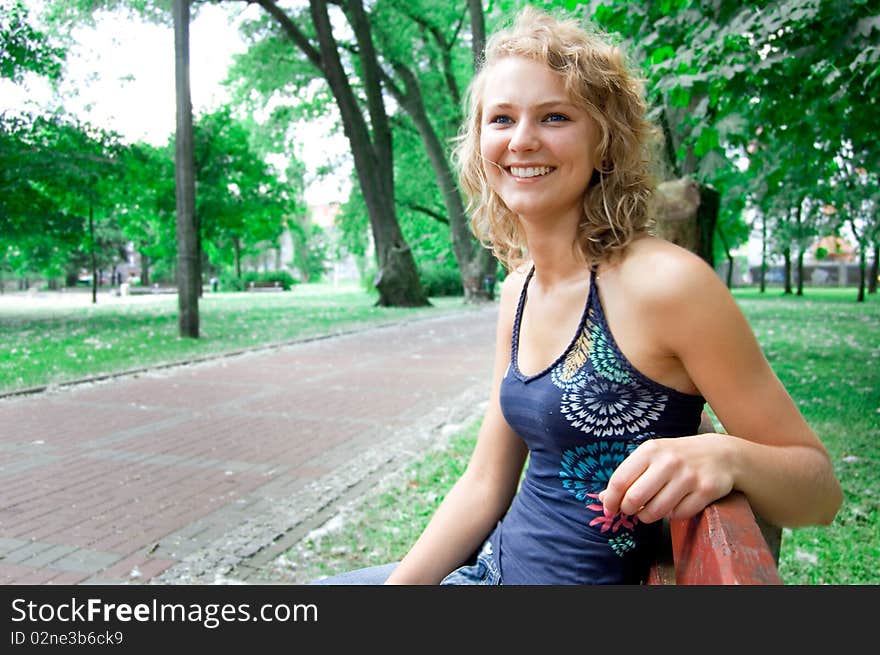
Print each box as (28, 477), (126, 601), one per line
(646, 412), (783, 585)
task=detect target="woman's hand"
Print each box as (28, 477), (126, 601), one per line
(598, 433), (736, 523)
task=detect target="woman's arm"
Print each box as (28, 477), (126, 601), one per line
(384, 273), (529, 584)
(599, 247), (843, 528)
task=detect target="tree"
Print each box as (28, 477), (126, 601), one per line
(0, 110), (125, 299)
(372, 0), (499, 301)
(583, 0), (879, 279)
(827, 150), (879, 303)
(115, 141), (177, 286)
(173, 0), (198, 336)
(230, 0), (502, 301)
(247, 0), (427, 306)
(193, 106), (295, 279)
(1, 0), (70, 291)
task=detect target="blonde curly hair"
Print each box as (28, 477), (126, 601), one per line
(454, 6), (659, 271)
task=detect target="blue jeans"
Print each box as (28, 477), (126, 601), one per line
(440, 539), (501, 585)
(310, 540), (501, 585)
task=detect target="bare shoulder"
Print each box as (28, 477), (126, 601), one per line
(615, 236), (728, 309)
(498, 264), (529, 312)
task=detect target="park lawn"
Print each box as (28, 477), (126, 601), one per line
(732, 288), (879, 584)
(0, 283), (477, 395)
(283, 287), (879, 586)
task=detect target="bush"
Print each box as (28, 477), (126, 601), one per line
(419, 264), (463, 297)
(358, 259), (378, 294)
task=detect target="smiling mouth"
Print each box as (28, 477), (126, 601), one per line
(507, 166), (555, 178)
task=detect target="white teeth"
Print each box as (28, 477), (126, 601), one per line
(510, 166), (552, 178)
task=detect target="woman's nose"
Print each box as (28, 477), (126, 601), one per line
(508, 120), (539, 152)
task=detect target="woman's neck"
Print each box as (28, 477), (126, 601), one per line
(523, 230), (591, 291)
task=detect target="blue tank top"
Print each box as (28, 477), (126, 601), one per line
(491, 265), (706, 584)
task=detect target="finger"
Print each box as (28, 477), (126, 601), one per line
(615, 461), (671, 517)
(633, 476), (692, 524)
(667, 493), (706, 522)
(668, 485), (728, 521)
(599, 449), (650, 516)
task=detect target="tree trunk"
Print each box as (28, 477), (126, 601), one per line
(869, 242), (878, 294)
(255, 0), (441, 305)
(797, 248), (805, 296)
(140, 249), (151, 287)
(857, 247), (866, 302)
(233, 236), (242, 279)
(173, 0), (199, 337)
(651, 177), (718, 267)
(384, 63), (496, 302)
(696, 185), (719, 267)
(89, 199), (97, 305)
(314, 0), (427, 306)
(783, 247), (792, 294)
(795, 200), (805, 296)
(468, 0), (486, 68)
(760, 210), (767, 293)
(715, 222), (734, 288)
(849, 220), (865, 302)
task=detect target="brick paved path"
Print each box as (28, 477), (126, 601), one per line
(0, 307), (497, 585)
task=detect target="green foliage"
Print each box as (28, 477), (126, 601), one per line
(228, 11), (331, 124)
(33, 0), (879, 306)
(0, 110), (126, 282)
(193, 105), (300, 274)
(287, 218), (330, 283)
(0, 0), (66, 81)
(114, 141), (177, 278)
(393, 126), (459, 268)
(43, 0), (173, 29)
(419, 262), (463, 297)
(335, 181), (371, 260)
(578, 0), (878, 282)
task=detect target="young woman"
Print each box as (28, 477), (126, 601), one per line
(317, 6), (842, 586)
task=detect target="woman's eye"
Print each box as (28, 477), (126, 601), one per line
(545, 113), (569, 122)
(489, 115), (513, 125)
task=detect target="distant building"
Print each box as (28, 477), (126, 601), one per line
(812, 235), (856, 262)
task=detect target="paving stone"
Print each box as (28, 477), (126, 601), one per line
(0, 307), (498, 585)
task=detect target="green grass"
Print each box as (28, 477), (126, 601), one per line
(730, 288), (879, 585)
(0, 283), (476, 395)
(283, 286), (879, 585)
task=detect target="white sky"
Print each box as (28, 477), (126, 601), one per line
(1, 3), (351, 205)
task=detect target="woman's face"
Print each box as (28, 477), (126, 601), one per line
(479, 56), (600, 228)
